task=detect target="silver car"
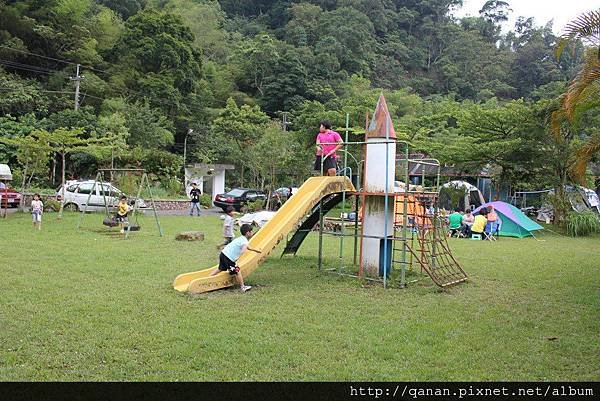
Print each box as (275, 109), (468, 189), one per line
(56, 180), (147, 212)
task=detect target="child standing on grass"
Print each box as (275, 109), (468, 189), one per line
(116, 195), (130, 233)
(189, 182), (202, 216)
(31, 193), (43, 230)
(211, 224), (261, 292)
(218, 206), (235, 250)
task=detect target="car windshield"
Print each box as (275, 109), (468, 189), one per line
(98, 184), (121, 196)
(226, 189), (245, 196)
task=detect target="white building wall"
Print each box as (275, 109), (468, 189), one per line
(212, 171), (226, 201)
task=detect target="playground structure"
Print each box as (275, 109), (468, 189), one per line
(174, 94), (467, 294)
(173, 176), (355, 293)
(312, 94), (466, 289)
(77, 168), (163, 239)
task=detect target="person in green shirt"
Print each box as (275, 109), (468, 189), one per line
(447, 208), (463, 237)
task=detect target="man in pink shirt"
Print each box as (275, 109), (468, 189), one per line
(314, 120), (343, 176)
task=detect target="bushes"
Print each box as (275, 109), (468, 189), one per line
(566, 210), (600, 237)
(246, 199), (264, 212)
(43, 198), (61, 212)
(199, 193), (212, 208)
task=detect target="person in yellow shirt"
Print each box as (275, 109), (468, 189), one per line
(471, 208), (488, 240)
(115, 195), (130, 234)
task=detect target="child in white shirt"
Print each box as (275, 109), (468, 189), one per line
(31, 193), (43, 230)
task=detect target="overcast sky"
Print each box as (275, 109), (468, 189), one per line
(453, 0), (599, 34)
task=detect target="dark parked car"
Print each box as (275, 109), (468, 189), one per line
(214, 188), (267, 212)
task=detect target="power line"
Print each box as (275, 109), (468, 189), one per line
(0, 59), (59, 74)
(0, 60), (58, 75)
(0, 46), (208, 113)
(1, 60), (207, 114)
(0, 45), (109, 75)
(0, 87), (74, 95)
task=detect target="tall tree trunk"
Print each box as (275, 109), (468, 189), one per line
(553, 161), (569, 227)
(240, 165), (244, 187)
(271, 163), (275, 191)
(19, 162), (28, 211)
(51, 154), (56, 185)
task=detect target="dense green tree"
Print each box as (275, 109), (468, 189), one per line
(459, 99), (548, 188)
(437, 25), (514, 99)
(509, 29), (564, 98)
(0, 0), (592, 198)
(0, 71), (50, 116)
(126, 101), (174, 149)
(247, 122), (298, 189)
(44, 107), (100, 137)
(97, 0), (147, 19)
(547, 9), (600, 228)
(259, 43), (308, 112)
(211, 98), (270, 184)
(477, 0), (511, 42)
(0, 114), (45, 165)
(0, 131), (52, 208)
(108, 9), (203, 119)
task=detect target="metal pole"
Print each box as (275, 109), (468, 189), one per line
(126, 172), (145, 239)
(318, 141), (325, 270)
(353, 190), (359, 265)
(318, 196), (324, 270)
(70, 64), (82, 111)
(339, 113), (350, 274)
(144, 172), (164, 237)
(383, 111), (390, 289)
(401, 145), (409, 288)
(78, 171), (101, 229)
(183, 129), (192, 190)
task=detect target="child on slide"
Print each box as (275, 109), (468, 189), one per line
(210, 224), (261, 292)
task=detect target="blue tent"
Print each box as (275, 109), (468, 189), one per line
(473, 201), (543, 238)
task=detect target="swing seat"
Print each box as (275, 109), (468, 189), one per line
(103, 217), (119, 227)
(128, 225), (141, 231)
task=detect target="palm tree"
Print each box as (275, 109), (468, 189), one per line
(552, 9), (600, 185)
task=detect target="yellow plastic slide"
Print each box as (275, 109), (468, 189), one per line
(173, 176), (355, 294)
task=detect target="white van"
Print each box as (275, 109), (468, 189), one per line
(56, 180), (147, 212)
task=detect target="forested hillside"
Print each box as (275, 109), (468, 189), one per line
(0, 0), (597, 196)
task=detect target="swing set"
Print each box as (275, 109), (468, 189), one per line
(77, 168), (163, 238)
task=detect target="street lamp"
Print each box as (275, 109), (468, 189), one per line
(183, 128), (193, 189)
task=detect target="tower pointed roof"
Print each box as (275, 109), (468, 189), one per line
(367, 93), (396, 139)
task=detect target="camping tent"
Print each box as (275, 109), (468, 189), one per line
(0, 164), (12, 180)
(536, 185), (600, 222)
(473, 201), (543, 238)
(439, 180), (486, 211)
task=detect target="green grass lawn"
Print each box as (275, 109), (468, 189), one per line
(1, 211), (599, 381)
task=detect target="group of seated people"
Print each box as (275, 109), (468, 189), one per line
(447, 206), (501, 240)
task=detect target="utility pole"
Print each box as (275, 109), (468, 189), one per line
(282, 112), (292, 131)
(183, 128), (193, 190)
(70, 64), (84, 110)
